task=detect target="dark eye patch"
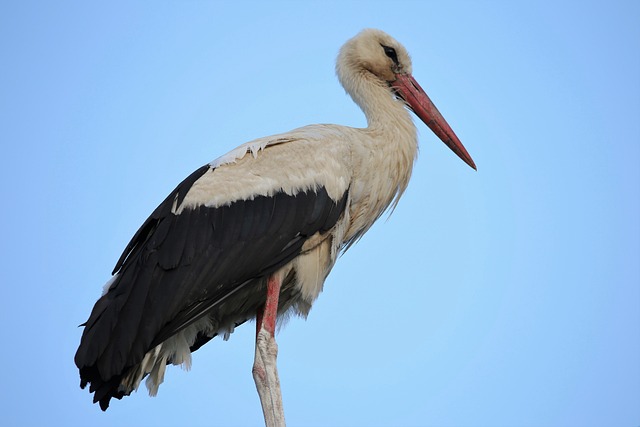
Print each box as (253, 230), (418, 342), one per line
(381, 44), (399, 65)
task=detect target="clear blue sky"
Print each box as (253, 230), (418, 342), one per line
(1, 1), (638, 426)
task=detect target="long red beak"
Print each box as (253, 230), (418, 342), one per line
(391, 74), (476, 170)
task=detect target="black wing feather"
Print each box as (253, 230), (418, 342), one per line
(75, 164), (348, 410)
(112, 165), (210, 274)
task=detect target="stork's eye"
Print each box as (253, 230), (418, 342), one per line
(381, 44), (399, 65)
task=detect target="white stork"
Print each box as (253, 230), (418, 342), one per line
(75, 28), (475, 424)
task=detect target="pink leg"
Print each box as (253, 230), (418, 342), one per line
(253, 271), (286, 426)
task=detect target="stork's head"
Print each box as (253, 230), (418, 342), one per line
(337, 28), (413, 83)
(337, 29), (476, 170)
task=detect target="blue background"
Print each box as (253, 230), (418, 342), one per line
(1, 1), (638, 426)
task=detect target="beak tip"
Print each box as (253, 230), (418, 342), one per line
(457, 148), (477, 171)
